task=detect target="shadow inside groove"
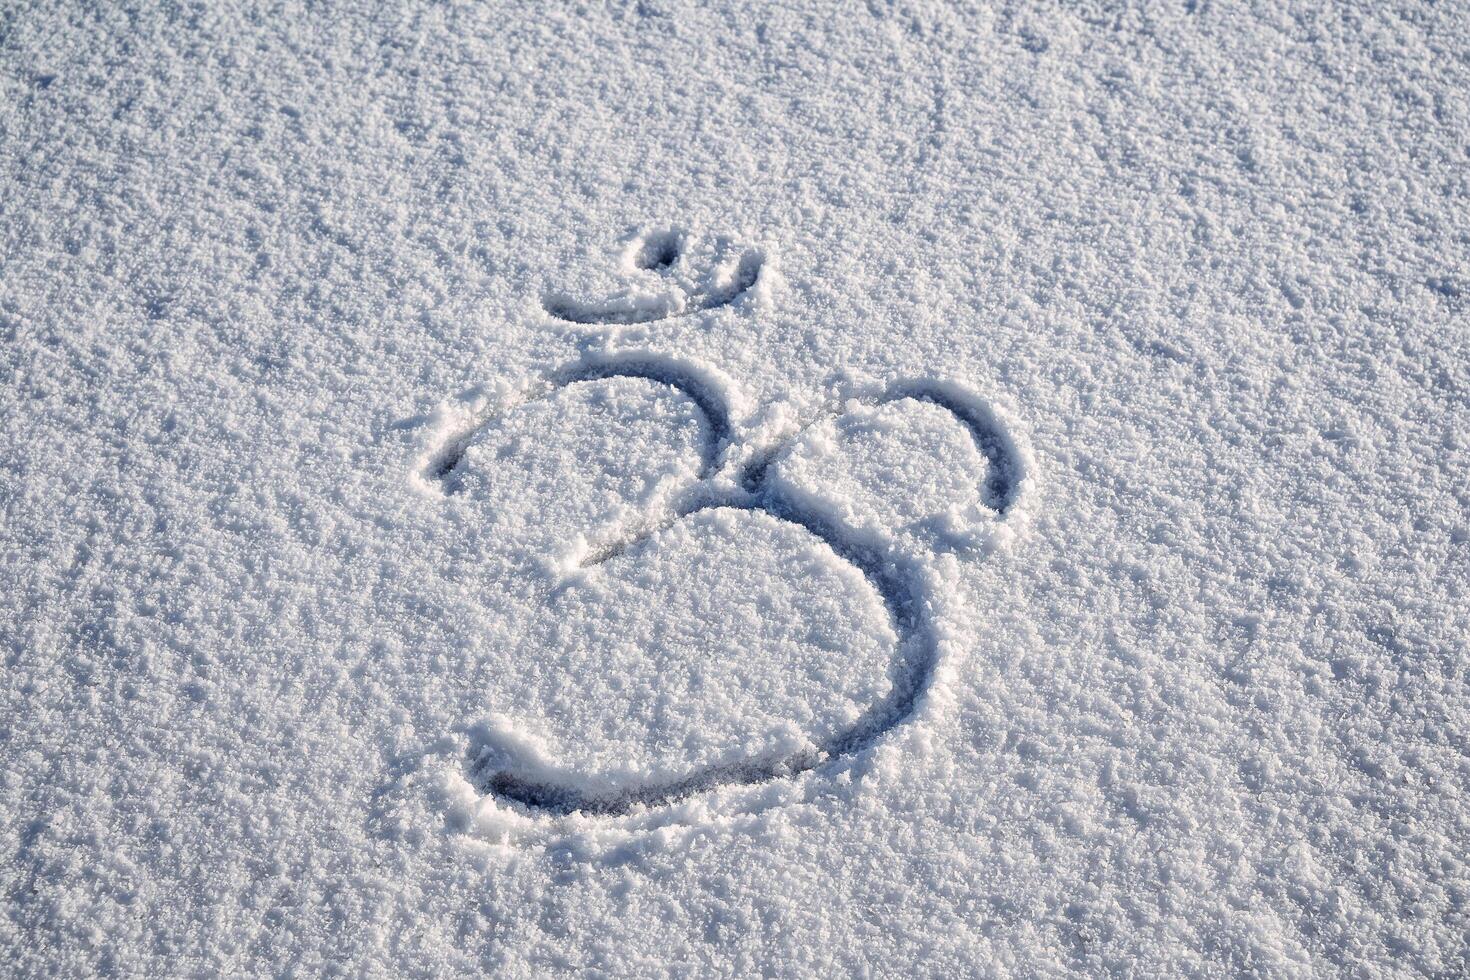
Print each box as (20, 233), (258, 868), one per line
(634, 230), (682, 270)
(880, 384), (1021, 513)
(470, 495), (930, 819)
(542, 252), (763, 326)
(541, 295), (679, 326)
(461, 366), (1024, 818)
(425, 360), (733, 494)
(550, 359), (732, 477)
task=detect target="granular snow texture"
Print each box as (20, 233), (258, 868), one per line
(2, 1), (1468, 975)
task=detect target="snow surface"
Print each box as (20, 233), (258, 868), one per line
(3, 1), (1469, 975)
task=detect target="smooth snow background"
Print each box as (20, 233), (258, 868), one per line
(3, 1), (1468, 975)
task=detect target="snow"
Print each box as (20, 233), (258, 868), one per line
(3, 1), (1468, 974)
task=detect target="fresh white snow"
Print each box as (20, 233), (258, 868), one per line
(3, 1), (1468, 975)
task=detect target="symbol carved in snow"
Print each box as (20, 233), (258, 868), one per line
(540, 229), (764, 326)
(419, 350), (1033, 818)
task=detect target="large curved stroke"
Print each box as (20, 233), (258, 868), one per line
(470, 497), (931, 818)
(469, 375), (1023, 818)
